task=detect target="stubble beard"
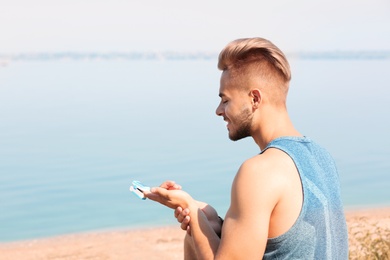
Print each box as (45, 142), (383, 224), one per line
(228, 107), (253, 141)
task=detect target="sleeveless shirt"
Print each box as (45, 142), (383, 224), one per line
(262, 137), (348, 259)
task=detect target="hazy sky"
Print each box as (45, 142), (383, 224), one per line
(1, 0), (389, 53)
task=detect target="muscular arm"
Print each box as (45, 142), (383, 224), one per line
(217, 157), (281, 258)
(147, 150), (297, 259)
(188, 155), (283, 259)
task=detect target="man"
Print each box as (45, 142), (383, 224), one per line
(145, 37), (348, 259)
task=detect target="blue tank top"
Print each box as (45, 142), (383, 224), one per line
(262, 137), (348, 259)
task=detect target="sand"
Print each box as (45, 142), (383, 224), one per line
(1, 207), (389, 260)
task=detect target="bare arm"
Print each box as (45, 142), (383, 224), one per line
(175, 201), (223, 236)
(144, 188), (222, 258)
(216, 158), (282, 258)
(146, 154), (284, 259)
(155, 181), (222, 236)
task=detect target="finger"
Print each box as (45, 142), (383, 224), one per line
(159, 180), (175, 189)
(150, 187), (170, 197)
(159, 180), (181, 190)
(186, 225), (192, 236)
(172, 185), (182, 190)
(143, 191), (162, 202)
(174, 207), (183, 219)
(182, 208), (190, 216)
(180, 216), (190, 231)
(143, 188), (168, 204)
(177, 213), (184, 223)
(177, 207), (190, 222)
(181, 216), (191, 230)
(177, 211), (187, 223)
(167, 183), (182, 190)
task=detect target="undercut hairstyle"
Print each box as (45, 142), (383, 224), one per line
(218, 37), (291, 88)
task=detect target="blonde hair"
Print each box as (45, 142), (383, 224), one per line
(218, 37), (291, 83)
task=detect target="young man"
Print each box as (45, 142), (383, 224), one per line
(145, 38), (348, 259)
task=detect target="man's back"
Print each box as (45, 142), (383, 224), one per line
(263, 136), (348, 259)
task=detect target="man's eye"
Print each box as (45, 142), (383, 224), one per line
(222, 100), (228, 104)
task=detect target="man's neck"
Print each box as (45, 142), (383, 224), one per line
(251, 108), (301, 151)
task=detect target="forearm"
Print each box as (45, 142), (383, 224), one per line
(189, 205), (221, 259)
(144, 187), (222, 257)
(196, 201), (223, 236)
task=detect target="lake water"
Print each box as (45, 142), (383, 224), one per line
(0, 57), (389, 242)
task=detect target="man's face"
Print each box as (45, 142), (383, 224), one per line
(215, 71), (253, 141)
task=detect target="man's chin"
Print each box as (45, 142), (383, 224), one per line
(228, 132), (249, 141)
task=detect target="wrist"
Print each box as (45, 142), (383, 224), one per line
(188, 202), (200, 215)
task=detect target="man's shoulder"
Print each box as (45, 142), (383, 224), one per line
(235, 149), (297, 195)
(240, 148), (295, 175)
(229, 149), (299, 224)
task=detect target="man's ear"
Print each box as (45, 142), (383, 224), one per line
(250, 89), (262, 109)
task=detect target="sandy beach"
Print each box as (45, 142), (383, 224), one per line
(1, 207), (389, 260)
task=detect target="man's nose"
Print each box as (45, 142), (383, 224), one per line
(215, 103), (223, 116)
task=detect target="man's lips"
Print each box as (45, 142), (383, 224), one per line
(223, 118), (230, 129)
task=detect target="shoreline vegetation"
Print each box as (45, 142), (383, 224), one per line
(1, 50), (390, 65)
(0, 207), (389, 260)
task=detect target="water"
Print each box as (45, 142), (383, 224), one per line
(0, 57), (389, 242)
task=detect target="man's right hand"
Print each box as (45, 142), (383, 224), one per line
(175, 202), (223, 237)
(156, 180), (223, 236)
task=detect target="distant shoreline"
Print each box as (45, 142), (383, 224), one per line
(0, 50), (390, 64)
(0, 206), (389, 259)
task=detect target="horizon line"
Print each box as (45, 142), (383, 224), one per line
(1, 50), (390, 63)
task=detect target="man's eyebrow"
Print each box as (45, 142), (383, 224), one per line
(219, 93), (226, 98)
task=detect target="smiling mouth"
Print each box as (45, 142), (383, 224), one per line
(224, 119), (230, 129)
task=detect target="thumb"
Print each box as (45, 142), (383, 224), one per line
(151, 186), (170, 196)
(144, 187), (169, 201)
